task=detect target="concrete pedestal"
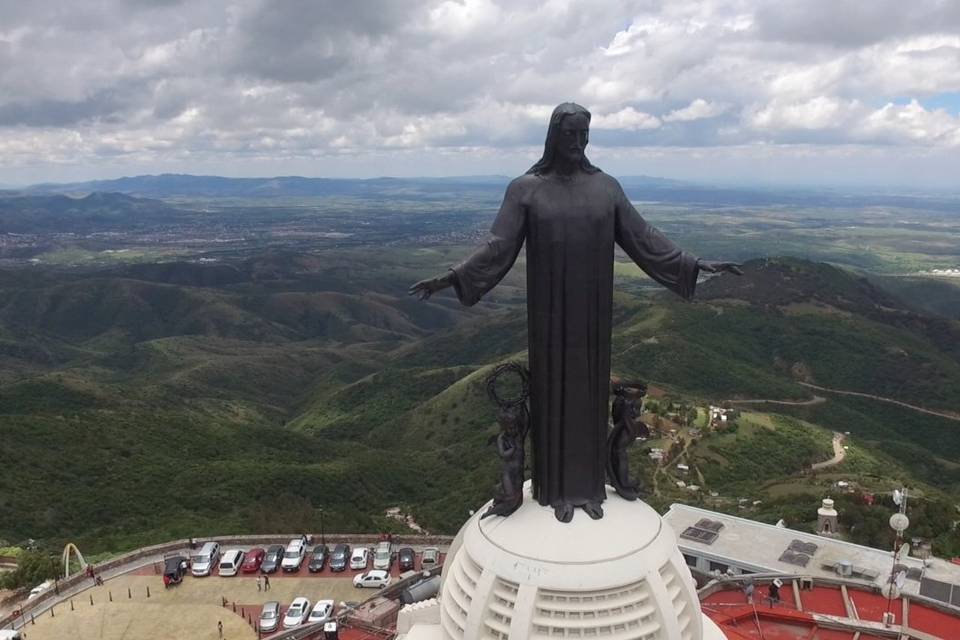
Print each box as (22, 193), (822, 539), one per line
(433, 482), (726, 640)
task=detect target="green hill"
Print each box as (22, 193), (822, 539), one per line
(1, 254), (958, 551)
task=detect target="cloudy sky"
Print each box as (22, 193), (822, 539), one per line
(1, 0), (959, 187)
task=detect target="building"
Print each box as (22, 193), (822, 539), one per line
(663, 503), (960, 607)
(817, 497), (839, 535)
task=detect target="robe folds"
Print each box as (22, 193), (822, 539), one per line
(452, 171), (699, 508)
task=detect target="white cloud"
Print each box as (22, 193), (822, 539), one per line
(592, 107), (662, 131)
(663, 99), (727, 122)
(0, 0), (959, 185)
(743, 96), (960, 146)
(744, 97), (862, 131)
(857, 100), (960, 145)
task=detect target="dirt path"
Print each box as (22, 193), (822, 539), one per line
(798, 382), (960, 423)
(811, 432), (846, 471)
(727, 395), (826, 406)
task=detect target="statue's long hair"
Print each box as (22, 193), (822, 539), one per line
(526, 102), (601, 176)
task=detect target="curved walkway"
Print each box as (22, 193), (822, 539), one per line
(798, 382), (960, 423)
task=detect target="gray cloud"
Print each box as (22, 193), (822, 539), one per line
(0, 90), (133, 127)
(753, 0), (960, 48)
(227, 0), (423, 83)
(0, 0), (958, 186)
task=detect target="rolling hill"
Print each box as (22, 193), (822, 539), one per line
(0, 253), (958, 552)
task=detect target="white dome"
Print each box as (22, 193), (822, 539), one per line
(438, 483), (720, 640)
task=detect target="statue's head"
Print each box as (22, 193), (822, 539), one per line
(498, 407), (520, 434)
(527, 102), (600, 176)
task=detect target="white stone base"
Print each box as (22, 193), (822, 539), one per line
(434, 482), (723, 640)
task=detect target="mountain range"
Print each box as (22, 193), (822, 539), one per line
(18, 174), (960, 211)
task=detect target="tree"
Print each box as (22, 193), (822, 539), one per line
(0, 551), (60, 590)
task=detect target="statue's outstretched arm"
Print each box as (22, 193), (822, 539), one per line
(409, 178), (527, 306)
(613, 181), (741, 297)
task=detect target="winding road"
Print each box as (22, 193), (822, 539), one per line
(811, 432), (846, 470)
(728, 395), (826, 406)
(798, 382), (960, 423)
(727, 383), (959, 423)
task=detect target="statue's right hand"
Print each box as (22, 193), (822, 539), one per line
(408, 273), (453, 300)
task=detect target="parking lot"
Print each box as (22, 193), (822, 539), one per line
(18, 543), (445, 640)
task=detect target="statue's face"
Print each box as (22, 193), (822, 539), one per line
(555, 112), (589, 166)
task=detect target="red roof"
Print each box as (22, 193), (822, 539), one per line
(701, 579), (960, 640)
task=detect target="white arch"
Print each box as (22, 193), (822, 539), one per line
(62, 542), (87, 579)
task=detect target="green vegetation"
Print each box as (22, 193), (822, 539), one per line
(1, 243), (958, 559)
(692, 415), (833, 491)
(0, 551), (59, 590)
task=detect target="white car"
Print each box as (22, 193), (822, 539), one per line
(373, 541), (392, 570)
(282, 597), (311, 628)
(281, 537), (307, 572)
(421, 547), (440, 571)
(218, 549), (245, 577)
(349, 547), (369, 570)
(354, 569), (391, 589)
(308, 599), (335, 624)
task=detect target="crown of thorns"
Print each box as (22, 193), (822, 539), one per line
(485, 362), (530, 409)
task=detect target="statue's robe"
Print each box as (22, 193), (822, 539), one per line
(452, 171), (699, 509)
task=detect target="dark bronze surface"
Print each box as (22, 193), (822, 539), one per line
(411, 103), (740, 521)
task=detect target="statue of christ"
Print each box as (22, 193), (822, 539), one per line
(411, 102), (741, 522)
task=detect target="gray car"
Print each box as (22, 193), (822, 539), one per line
(261, 544), (284, 573)
(259, 601), (281, 633)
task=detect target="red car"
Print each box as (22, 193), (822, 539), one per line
(241, 548), (265, 573)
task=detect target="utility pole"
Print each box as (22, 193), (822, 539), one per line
(319, 507), (326, 546)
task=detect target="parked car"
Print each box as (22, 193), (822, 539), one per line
(349, 547), (369, 570)
(190, 542), (220, 577)
(281, 537), (307, 572)
(397, 547), (416, 572)
(420, 547), (440, 571)
(261, 544), (284, 574)
(308, 544), (329, 572)
(259, 601), (281, 633)
(373, 541), (392, 570)
(283, 596), (312, 628)
(162, 555), (189, 587)
(241, 547), (265, 573)
(330, 544), (351, 572)
(353, 569), (391, 589)
(308, 599), (335, 624)
(218, 549), (245, 577)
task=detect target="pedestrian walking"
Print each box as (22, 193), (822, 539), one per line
(256, 575), (262, 592)
(743, 579), (754, 604)
(218, 620), (223, 639)
(264, 574), (270, 591)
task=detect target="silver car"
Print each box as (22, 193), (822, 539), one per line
(421, 547), (440, 571)
(259, 601), (281, 633)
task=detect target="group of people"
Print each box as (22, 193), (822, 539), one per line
(255, 574), (271, 592)
(742, 578), (782, 606)
(85, 564), (103, 586)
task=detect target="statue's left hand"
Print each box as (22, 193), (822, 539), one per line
(408, 272), (455, 300)
(697, 260), (743, 276)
